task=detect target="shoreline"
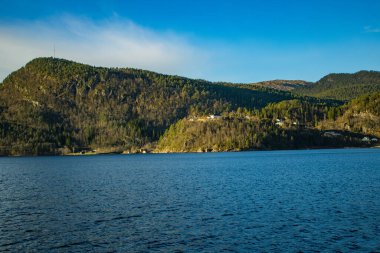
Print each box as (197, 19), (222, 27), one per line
(1, 145), (378, 157)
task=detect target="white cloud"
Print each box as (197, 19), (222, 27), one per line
(0, 16), (211, 82)
(1, 16), (379, 84)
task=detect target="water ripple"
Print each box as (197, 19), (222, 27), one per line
(0, 149), (379, 252)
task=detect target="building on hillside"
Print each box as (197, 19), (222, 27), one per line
(275, 119), (284, 126)
(207, 114), (222, 120)
(323, 131), (342, 137)
(362, 137), (370, 142)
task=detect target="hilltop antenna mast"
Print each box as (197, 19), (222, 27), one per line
(53, 43), (55, 58)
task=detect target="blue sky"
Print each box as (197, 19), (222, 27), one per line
(0, 0), (379, 82)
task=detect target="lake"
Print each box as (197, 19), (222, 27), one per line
(0, 149), (379, 252)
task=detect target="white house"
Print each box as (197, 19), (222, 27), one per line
(275, 119), (284, 126)
(207, 114), (222, 120)
(323, 131), (342, 137)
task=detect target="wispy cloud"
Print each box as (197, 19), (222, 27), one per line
(0, 16), (210, 81)
(1, 16), (379, 83)
(364, 26), (380, 33)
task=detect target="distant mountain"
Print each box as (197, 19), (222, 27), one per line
(293, 71), (380, 100)
(249, 80), (312, 91)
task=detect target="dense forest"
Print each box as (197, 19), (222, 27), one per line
(156, 97), (379, 153)
(156, 116), (368, 153)
(0, 58), (379, 155)
(293, 70), (380, 100)
(318, 93), (380, 137)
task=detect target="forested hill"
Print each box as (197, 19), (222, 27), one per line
(318, 92), (380, 137)
(156, 94), (380, 153)
(0, 57), (377, 155)
(0, 57), (295, 155)
(293, 70), (380, 100)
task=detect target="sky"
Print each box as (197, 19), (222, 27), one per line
(0, 0), (379, 83)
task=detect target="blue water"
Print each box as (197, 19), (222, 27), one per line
(0, 149), (379, 252)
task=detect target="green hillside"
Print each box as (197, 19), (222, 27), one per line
(0, 57), (295, 155)
(156, 95), (380, 153)
(0, 58), (378, 155)
(318, 92), (380, 137)
(293, 71), (380, 100)
(156, 99), (371, 153)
